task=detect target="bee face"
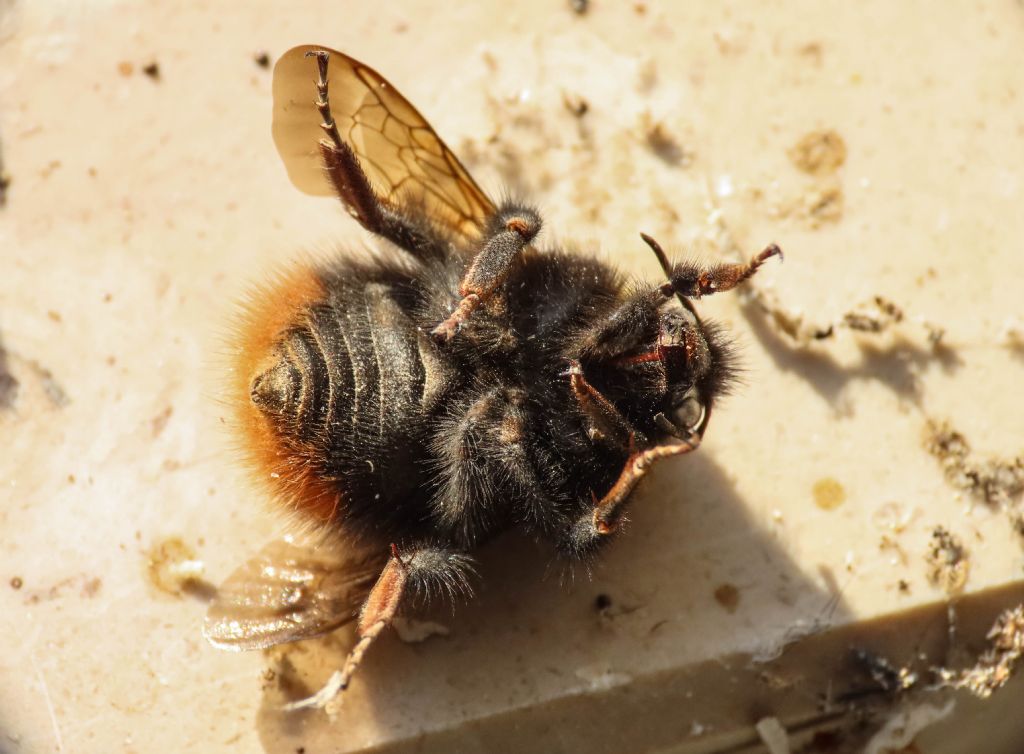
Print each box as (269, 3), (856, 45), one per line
(207, 46), (780, 710)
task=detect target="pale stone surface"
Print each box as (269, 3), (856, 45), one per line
(1, 1), (1022, 752)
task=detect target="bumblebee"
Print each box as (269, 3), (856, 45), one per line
(205, 46), (780, 708)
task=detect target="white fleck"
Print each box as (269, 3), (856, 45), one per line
(574, 665), (632, 690)
(393, 616), (449, 643)
(755, 717), (790, 754)
(715, 174), (734, 198)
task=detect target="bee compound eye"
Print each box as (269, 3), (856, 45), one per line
(673, 395), (705, 431)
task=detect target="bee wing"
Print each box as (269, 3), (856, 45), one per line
(272, 44), (496, 240)
(204, 538), (386, 651)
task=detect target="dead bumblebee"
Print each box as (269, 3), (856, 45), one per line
(205, 45), (781, 708)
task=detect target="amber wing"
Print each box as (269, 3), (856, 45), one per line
(204, 538), (386, 651)
(272, 45), (496, 239)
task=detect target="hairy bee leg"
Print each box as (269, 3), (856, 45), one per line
(559, 438), (700, 557)
(308, 52), (446, 259)
(306, 50), (345, 151)
(562, 438), (701, 557)
(592, 439), (700, 534)
(282, 545), (475, 711)
(563, 360), (638, 447)
(662, 240), (783, 299)
(431, 204), (542, 343)
(575, 287), (667, 361)
(281, 552), (408, 711)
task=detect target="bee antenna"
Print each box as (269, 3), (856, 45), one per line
(640, 232), (703, 323)
(639, 232), (673, 280)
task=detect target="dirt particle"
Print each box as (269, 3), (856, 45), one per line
(879, 533), (909, 566)
(31, 361), (68, 407)
(40, 160), (61, 179)
(946, 605), (1024, 698)
(594, 593), (612, 611)
(254, 51), (271, 69)
(926, 526), (969, 595)
(851, 647), (918, 693)
(641, 114), (691, 167)
(803, 182), (844, 226)
(999, 318), (1024, 361)
(569, 0), (588, 14)
(0, 341), (18, 410)
(117, 61), (134, 76)
(81, 576), (102, 598)
(789, 129), (847, 175)
(146, 537), (208, 598)
(843, 296), (904, 333)
(562, 91), (589, 118)
(797, 42), (824, 65)
(813, 477), (846, 510)
(0, 135), (9, 208)
(23, 574), (102, 603)
(924, 420), (1024, 509)
(46, 310), (62, 323)
(872, 501), (915, 533)
(150, 405), (173, 437)
(923, 321), (946, 347)
(713, 583), (740, 613)
(142, 61), (161, 80)
(10, 576), (22, 590)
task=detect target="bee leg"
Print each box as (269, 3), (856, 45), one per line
(280, 552), (407, 711)
(306, 50), (345, 151)
(307, 51), (448, 260)
(574, 287), (667, 361)
(563, 360), (640, 447)
(283, 545), (475, 711)
(662, 241), (783, 299)
(431, 203), (542, 343)
(561, 438), (700, 557)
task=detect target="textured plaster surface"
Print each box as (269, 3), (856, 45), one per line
(1, 1), (1022, 752)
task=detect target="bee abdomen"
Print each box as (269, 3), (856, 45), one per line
(251, 280), (430, 447)
(251, 326), (332, 440)
(249, 355), (299, 416)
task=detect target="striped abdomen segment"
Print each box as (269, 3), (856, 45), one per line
(250, 281), (426, 447)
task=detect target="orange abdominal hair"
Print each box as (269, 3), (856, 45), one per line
(230, 263), (341, 522)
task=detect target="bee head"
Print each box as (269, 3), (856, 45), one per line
(579, 299), (738, 446)
(648, 304), (737, 442)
